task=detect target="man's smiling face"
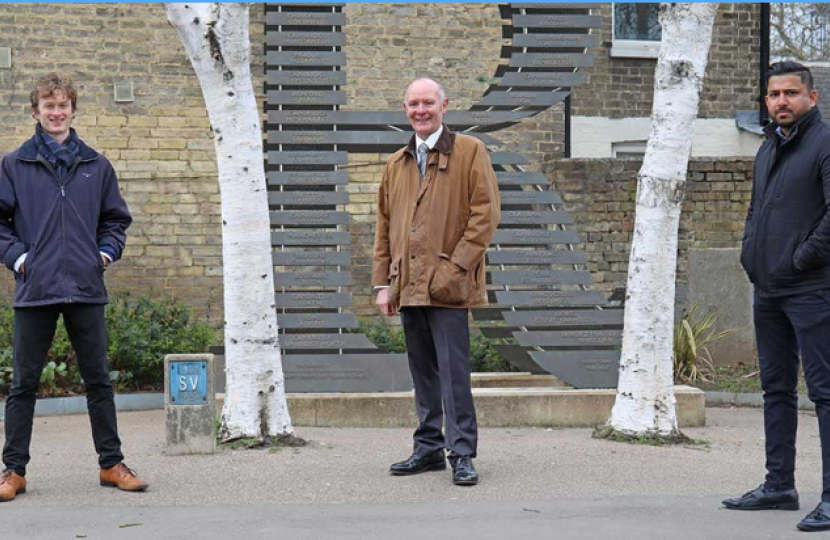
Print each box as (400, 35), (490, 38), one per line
(33, 90), (74, 143)
(403, 79), (448, 140)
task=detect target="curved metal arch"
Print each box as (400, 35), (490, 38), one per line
(264, 3), (620, 391)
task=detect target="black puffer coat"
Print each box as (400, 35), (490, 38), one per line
(741, 107), (830, 296)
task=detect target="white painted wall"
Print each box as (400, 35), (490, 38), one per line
(572, 116), (763, 158)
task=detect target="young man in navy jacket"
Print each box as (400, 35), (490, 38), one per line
(723, 62), (830, 532)
(0, 73), (148, 501)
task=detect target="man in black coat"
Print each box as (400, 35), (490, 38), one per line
(0, 73), (148, 502)
(723, 61), (830, 532)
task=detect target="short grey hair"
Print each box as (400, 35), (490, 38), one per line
(404, 77), (446, 102)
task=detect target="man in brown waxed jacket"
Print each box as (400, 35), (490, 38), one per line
(372, 77), (500, 486)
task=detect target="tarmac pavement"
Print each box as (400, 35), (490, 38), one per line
(1, 406), (828, 539)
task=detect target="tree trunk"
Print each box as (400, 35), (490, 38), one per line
(605, 3), (718, 440)
(165, 3), (293, 441)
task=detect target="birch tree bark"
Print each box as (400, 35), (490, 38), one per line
(165, 3), (293, 441)
(603, 3), (719, 441)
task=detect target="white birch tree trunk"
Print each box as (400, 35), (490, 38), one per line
(165, 4), (293, 440)
(607, 3), (718, 439)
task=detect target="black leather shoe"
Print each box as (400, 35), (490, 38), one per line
(389, 451), (446, 476)
(798, 502), (830, 531)
(451, 456), (479, 486)
(722, 484), (799, 511)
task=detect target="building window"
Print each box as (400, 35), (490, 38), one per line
(611, 3), (662, 59)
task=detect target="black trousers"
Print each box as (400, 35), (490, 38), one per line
(400, 306), (477, 462)
(3, 303), (123, 476)
(755, 290), (830, 501)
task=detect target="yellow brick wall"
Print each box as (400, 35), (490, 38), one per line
(0, 4), (267, 321)
(0, 4), (759, 323)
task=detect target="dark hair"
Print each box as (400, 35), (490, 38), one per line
(766, 61), (814, 91)
(30, 72), (77, 111)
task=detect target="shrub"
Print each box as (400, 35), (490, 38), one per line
(106, 292), (216, 390)
(470, 329), (516, 373)
(0, 346), (12, 393)
(674, 303), (735, 385)
(357, 318), (515, 373)
(358, 319), (407, 353)
(0, 292), (216, 397)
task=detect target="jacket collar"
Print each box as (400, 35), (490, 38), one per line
(764, 106), (822, 142)
(400, 124), (456, 161)
(17, 129), (99, 162)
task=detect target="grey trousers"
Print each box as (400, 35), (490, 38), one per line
(400, 306), (477, 461)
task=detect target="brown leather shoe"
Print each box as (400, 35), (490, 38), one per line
(0, 471), (26, 502)
(99, 463), (148, 492)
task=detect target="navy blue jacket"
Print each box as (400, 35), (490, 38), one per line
(0, 134), (132, 307)
(740, 107), (830, 296)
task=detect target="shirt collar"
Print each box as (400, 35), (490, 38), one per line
(415, 125), (443, 150)
(775, 126), (789, 140)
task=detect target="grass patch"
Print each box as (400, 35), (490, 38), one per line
(219, 437), (261, 450)
(695, 362), (807, 395)
(218, 433), (308, 451)
(592, 425), (707, 447)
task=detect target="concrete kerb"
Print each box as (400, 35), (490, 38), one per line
(3, 390), (807, 424)
(0, 393), (164, 421)
(705, 391), (815, 411)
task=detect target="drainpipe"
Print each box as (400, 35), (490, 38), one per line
(564, 94), (571, 158)
(760, 2), (770, 126)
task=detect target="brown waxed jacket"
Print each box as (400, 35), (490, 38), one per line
(372, 125), (500, 308)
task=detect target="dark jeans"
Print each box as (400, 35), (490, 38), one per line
(400, 306), (477, 462)
(3, 303), (123, 476)
(755, 289), (830, 501)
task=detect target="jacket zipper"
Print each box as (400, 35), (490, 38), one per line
(752, 148), (775, 289)
(63, 160), (81, 304)
(753, 135), (794, 291)
(35, 155), (82, 303)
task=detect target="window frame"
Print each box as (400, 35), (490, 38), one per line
(610, 3), (661, 59)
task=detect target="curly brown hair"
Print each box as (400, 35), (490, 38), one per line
(30, 72), (77, 111)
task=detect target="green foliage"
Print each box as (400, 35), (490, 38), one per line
(357, 318), (515, 373)
(358, 319), (407, 353)
(40, 361), (67, 395)
(220, 437), (261, 450)
(0, 346), (13, 392)
(219, 433), (308, 451)
(698, 363), (762, 393)
(673, 303), (735, 385)
(0, 292), (216, 397)
(105, 292), (216, 390)
(592, 425), (703, 446)
(696, 363), (812, 395)
(469, 328), (516, 373)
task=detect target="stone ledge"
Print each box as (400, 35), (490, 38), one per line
(471, 373), (569, 389)
(218, 386), (704, 429)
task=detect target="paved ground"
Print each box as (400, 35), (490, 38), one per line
(1, 407), (828, 539)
